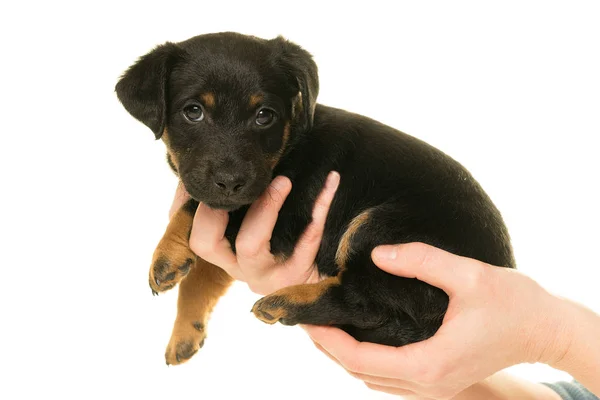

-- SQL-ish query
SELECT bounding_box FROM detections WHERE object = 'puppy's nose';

[213,171,247,195]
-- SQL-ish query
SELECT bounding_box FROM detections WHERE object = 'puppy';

[116,32,515,365]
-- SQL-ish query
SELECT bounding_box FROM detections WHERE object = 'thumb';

[371,242,483,295]
[169,181,191,219]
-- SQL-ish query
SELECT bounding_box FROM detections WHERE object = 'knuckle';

[412,242,435,266]
[407,242,437,277]
[400,242,435,272]
[463,263,486,292]
[301,225,322,244]
[235,238,262,258]
[260,188,286,211]
[256,195,275,212]
[313,198,329,213]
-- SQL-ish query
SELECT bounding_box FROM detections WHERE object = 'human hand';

[304,242,572,399]
[169,172,340,295]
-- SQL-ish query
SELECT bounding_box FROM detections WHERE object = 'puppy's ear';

[115,43,184,139]
[271,36,319,131]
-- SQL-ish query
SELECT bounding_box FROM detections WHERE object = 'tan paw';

[149,239,196,294]
[251,295,294,325]
[165,320,207,366]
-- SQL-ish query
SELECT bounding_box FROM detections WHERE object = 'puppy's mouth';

[183,181,268,212]
[201,198,249,212]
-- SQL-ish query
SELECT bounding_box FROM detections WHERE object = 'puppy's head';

[115,32,318,210]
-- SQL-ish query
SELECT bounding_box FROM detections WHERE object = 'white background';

[1,1,599,399]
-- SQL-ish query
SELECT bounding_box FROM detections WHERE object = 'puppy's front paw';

[149,239,196,294]
[165,320,207,366]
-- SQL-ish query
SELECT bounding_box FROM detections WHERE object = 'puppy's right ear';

[115,43,184,139]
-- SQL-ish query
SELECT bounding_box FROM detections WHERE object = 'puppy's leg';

[250,268,444,346]
[252,208,383,328]
[251,276,384,329]
[251,205,447,344]
[165,258,233,365]
[149,199,198,294]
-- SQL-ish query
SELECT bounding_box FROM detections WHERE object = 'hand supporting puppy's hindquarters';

[304,243,584,399]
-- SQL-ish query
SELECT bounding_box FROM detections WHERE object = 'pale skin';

[170,173,600,399]
[169,172,340,294]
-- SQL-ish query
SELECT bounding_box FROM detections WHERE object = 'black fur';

[116,43,185,138]
[116,32,514,347]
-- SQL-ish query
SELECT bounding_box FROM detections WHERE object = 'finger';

[364,382,416,397]
[371,242,486,295]
[304,325,429,380]
[236,176,292,259]
[169,181,191,219]
[315,339,415,392]
[350,372,414,391]
[190,202,239,274]
[312,341,342,367]
[287,171,340,267]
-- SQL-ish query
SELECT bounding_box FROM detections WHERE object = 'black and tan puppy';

[116,32,515,365]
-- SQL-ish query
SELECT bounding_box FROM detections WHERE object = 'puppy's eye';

[183,104,204,122]
[256,109,275,126]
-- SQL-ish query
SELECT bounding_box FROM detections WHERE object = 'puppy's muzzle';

[212,170,248,196]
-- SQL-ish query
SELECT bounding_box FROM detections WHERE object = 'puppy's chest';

[223,202,316,257]
[223,202,341,278]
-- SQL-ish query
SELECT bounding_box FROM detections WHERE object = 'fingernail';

[271,176,288,191]
[373,245,398,261]
[325,171,340,190]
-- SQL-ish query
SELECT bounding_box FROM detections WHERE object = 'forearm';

[450,294,600,400]
[549,298,600,395]
[450,372,561,400]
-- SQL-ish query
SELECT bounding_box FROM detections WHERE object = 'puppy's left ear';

[115,42,184,139]
[270,36,319,132]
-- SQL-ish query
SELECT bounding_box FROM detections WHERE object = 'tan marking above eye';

[201,93,215,108]
[249,93,263,108]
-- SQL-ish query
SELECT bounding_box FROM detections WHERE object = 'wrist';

[451,372,562,400]
[527,292,576,366]
[524,289,600,394]
[547,299,600,393]
[495,269,575,366]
